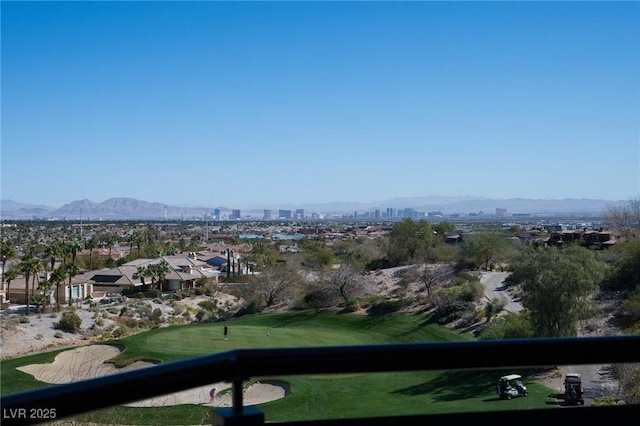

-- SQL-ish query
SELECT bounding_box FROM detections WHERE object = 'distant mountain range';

[0,196,626,220]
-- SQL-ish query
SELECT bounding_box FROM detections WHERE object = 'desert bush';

[367,299,403,316]
[234,300,262,317]
[112,325,131,338]
[54,331,64,338]
[198,300,217,311]
[150,308,163,324]
[56,311,82,333]
[432,300,475,324]
[35,333,43,340]
[19,316,30,323]
[300,288,334,311]
[343,298,361,313]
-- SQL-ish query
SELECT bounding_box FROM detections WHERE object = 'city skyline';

[2,1,639,207]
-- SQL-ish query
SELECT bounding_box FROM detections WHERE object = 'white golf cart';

[497,374,528,399]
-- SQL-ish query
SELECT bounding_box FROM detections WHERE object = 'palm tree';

[68,238,84,265]
[149,261,171,294]
[43,241,62,272]
[19,255,41,315]
[64,262,79,307]
[132,266,149,290]
[1,239,16,292]
[85,236,98,270]
[3,266,19,303]
[50,266,68,311]
[36,278,53,313]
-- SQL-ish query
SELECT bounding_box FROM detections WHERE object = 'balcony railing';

[1,335,639,425]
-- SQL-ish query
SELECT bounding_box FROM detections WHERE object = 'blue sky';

[2,1,639,208]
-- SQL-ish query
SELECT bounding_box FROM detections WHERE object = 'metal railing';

[2,335,639,425]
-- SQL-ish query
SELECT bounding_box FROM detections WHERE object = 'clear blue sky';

[2,1,639,208]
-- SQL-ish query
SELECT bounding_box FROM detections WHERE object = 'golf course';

[1,310,557,425]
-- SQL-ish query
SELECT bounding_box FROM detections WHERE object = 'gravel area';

[1,293,238,360]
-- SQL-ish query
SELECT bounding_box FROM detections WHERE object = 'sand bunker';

[17,345,288,407]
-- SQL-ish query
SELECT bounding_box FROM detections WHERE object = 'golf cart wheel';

[524,391,528,396]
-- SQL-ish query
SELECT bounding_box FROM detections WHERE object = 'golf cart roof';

[565,373,582,383]
[501,374,522,381]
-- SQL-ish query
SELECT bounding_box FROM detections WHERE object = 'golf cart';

[497,374,528,399]
[564,373,585,405]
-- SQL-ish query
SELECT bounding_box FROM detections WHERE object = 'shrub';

[54,331,64,338]
[234,300,262,317]
[112,326,131,338]
[56,312,82,333]
[19,316,30,324]
[343,298,361,313]
[150,308,163,324]
[432,300,475,324]
[301,289,334,311]
[367,299,403,316]
[198,300,217,311]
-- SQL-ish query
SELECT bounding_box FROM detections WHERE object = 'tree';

[607,196,640,240]
[325,263,364,304]
[420,263,452,297]
[43,241,63,272]
[148,261,171,293]
[247,263,301,308]
[510,245,605,337]
[457,230,514,270]
[1,239,16,292]
[3,266,19,303]
[386,219,434,266]
[85,236,98,270]
[19,254,42,315]
[64,262,79,307]
[36,278,53,312]
[133,266,150,289]
[67,238,84,265]
[49,266,68,311]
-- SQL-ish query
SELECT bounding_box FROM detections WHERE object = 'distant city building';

[263,209,272,220]
[374,209,381,219]
[386,208,396,218]
[213,208,221,220]
[295,208,305,220]
[496,208,508,216]
[279,209,292,219]
[231,209,241,220]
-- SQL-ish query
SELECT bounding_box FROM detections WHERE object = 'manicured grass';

[1,310,558,425]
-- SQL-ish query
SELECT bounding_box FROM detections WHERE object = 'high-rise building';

[231,209,241,220]
[295,209,305,220]
[213,208,221,220]
[279,209,292,219]
[263,209,272,220]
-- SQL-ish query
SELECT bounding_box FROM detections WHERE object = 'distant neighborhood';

[0,213,620,308]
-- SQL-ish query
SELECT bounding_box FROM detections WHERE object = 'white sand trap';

[17,345,288,407]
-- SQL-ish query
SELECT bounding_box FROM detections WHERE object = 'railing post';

[211,377,265,425]
[211,406,264,426]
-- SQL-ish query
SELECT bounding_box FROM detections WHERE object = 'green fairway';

[1,310,557,425]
